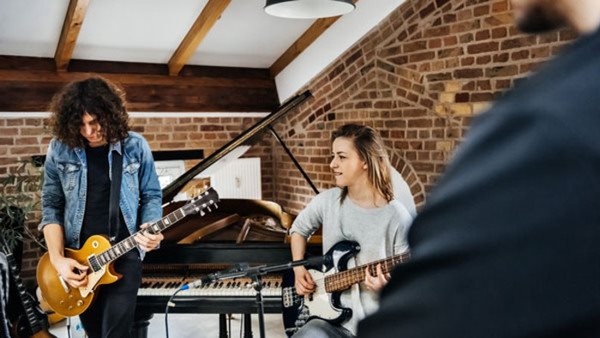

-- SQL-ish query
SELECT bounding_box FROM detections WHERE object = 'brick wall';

[270,0,576,215]
[0,115,272,282]
[0,0,578,284]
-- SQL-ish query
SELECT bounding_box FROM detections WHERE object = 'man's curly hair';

[48,76,130,148]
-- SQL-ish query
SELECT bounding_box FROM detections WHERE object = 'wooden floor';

[49,313,287,338]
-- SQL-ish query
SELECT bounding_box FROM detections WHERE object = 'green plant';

[0,160,45,252]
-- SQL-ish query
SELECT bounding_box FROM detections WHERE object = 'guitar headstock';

[182,187,220,216]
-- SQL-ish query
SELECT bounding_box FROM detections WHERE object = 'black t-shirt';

[81,144,128,244]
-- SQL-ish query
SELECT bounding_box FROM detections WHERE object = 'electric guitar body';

[36,188,219,317]
[282,240,357,336]
[36,287,66,326]
[282,240,410,337]
[37,235,119,317]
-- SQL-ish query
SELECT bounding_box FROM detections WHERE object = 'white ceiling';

[0,0,315,68]
[0,0,407,103]
[0,0,70,58]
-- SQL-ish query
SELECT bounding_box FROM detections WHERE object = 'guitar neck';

[94,206,189,267]
[6,253,44,333]
[324,252,410,293]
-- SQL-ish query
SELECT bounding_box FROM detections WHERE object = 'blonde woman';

[290,124,414,337]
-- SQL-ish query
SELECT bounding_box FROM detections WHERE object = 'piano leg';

[132,311,153,338]
[219,314,228,338]
[244,314,253,338]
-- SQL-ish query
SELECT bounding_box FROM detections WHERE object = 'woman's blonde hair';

[332,124,394,204]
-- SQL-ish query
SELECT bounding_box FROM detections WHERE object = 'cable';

[164,288,183,338]
[228,313,232,338]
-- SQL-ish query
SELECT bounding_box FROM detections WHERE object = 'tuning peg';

[214,203,219,209]
[207,206,212,212]
[200,210,205,216]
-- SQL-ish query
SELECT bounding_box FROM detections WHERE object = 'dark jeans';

[80,251,141,338]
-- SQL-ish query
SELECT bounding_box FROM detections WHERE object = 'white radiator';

[208,157,262,199]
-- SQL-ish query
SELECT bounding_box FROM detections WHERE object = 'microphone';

[178,257,324,291]
[179,264,246,291]
[292,255,324,269]
[179,272,219,291]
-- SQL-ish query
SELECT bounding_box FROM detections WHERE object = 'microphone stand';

[209,257,322,338]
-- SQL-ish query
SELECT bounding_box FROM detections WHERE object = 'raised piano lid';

[154,89,323,248]
[161,90,313,203]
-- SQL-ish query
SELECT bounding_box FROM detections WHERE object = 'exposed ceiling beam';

[54,0,90,72]
[269,0,358,78]
[0,69,273,88]
[168,0,231,76]
[0,56,278,112]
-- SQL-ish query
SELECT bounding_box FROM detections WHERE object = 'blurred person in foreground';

[359,0,600,337]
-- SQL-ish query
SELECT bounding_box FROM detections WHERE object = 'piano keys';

[138,276,282,298]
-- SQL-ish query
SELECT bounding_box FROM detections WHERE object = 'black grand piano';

[133,91,322,338]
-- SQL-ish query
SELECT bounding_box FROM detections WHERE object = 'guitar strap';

[108,149,123,244]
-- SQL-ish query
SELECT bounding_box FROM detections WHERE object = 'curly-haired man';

[39,77,163,338]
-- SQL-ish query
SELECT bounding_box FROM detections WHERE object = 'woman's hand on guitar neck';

[52,256,89,288]
[294,266,316,295]
[364,263,390,292]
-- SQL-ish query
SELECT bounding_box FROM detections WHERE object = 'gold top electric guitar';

[36,188,219,317]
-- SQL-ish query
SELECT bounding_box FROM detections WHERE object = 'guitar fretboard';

[324,252,410,293]
[88,191,216,271]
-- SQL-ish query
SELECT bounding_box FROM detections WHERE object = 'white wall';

[275,0,407,103]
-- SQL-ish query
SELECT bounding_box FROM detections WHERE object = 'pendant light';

[265,0,355,19]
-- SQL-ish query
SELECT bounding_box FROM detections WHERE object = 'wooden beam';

[0,56,278,112]
[269,17,339,77]
[269,0,358,77]
[0,69,273,89]
[54,0,90,71]
[168,0,231,76]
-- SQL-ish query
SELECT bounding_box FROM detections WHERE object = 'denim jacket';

[39,132,162,258]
